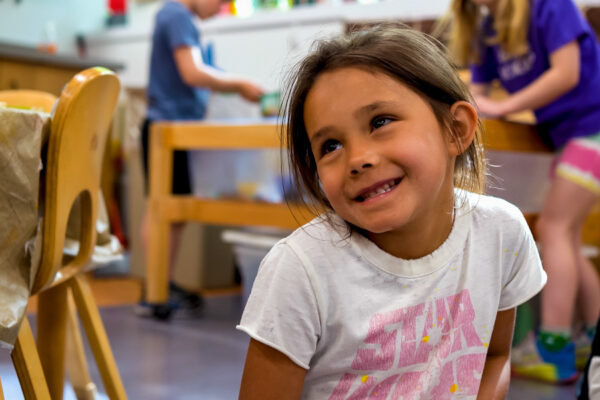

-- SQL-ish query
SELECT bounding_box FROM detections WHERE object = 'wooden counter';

[0,42,123,96]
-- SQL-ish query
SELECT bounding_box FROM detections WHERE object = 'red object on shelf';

[108,0,127,15]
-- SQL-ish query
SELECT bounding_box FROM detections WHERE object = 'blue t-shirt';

[470,0,600,149]
[146,1,210,121]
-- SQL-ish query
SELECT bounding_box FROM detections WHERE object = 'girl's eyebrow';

[354,101,397,119]
[309,126,334,144]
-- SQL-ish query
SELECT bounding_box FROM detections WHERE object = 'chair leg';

[69,274,127,400]
[0,376,4,400]
[65,291,97,400]
[37,283,69,400]
[11,317,52,400]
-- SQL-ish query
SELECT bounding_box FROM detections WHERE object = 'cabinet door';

[87,40,152,89]
[0,61,38,91]
[0,61,79,96]
[204,22,344,92]
[203,22,344,118]
[33,64,80,96]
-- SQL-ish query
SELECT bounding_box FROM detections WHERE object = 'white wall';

[3,0,600,56]
[0,0,105,54]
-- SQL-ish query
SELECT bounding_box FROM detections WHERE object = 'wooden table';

[145,117,551,304]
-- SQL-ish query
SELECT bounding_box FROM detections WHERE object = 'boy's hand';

[238,80,265,103]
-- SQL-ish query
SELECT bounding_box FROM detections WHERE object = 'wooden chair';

[4,67,126,400]
[0,90,57,113]
[0,88,92,399]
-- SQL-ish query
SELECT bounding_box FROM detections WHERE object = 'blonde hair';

[446,0,530,65]
[282,25,486,221]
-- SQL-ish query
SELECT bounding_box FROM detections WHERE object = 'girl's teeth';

[363,180,398,200]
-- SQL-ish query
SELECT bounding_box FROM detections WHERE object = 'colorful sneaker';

[511,333,579,384]
[575,331,592,371]
[511,333,539,365]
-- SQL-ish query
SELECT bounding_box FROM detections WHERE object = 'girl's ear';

[447,101,478,156]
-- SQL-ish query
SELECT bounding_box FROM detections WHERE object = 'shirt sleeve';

[237,243,321,369]
[498,212,547,310]
[163,9,199,51]
[470,44,499,84]
[535,0,589,54]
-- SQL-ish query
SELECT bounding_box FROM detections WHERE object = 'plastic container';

[188,149,285,203]
[221,229,287,305]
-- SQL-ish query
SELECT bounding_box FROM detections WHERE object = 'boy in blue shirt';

[138,0,264,319]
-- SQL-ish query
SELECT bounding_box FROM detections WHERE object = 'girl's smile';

[304,67,460,258]
[354,177,403,203]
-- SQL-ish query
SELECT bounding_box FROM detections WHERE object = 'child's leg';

[535,175,597,330]
[514,137,600,383]
[575,245,600,327]
[515,177,597,383]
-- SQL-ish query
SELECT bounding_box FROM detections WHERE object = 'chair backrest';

[0,90,57,113]
[31,67,120,294]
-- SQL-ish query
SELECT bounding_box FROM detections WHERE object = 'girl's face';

[470,0,496,8]
[304,67,457,256]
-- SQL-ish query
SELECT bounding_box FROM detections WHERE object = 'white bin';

[188,149,284,203]
[221,229,287,305]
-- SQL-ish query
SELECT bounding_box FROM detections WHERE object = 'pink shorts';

[554,132,600,195]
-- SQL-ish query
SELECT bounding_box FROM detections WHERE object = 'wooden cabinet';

[0,60,82,96]
[0,42,123,96]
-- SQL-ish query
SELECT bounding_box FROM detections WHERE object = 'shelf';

[154,197,316,228]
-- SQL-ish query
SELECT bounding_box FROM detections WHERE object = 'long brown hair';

[282,25,485,219]
[445,0,530,65]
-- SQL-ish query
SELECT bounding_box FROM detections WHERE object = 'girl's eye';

[321,139,342,156]
[371,116,392,130]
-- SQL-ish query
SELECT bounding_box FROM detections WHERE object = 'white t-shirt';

[237,192,546,399]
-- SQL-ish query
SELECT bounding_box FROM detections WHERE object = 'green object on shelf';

[260,92,281,117]
[513,302,534,346]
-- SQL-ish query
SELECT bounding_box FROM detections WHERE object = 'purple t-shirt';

[471,0,600,149]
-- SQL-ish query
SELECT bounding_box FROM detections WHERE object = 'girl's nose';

[350,162,373,175]
[349,149,379,176]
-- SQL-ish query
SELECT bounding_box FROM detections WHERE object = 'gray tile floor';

[0,295,578,399]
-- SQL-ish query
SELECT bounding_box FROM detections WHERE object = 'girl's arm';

[477,307,516,400]
[239,339,307,400]
[470,82,492,97]
[476,40,580,117]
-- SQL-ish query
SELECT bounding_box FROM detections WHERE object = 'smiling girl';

[237,26,546,399]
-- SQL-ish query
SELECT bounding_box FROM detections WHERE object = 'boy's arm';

[477,307,515,399]
[476,40,580,117]
[239,338,307,400]
[173,46,264,102]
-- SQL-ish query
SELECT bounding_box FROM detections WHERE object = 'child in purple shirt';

[447,0,600,384]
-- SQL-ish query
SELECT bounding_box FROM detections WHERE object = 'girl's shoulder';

[531,0,581,24]
[260,213,355,275]
[462,191,530,231]
[281,212,349,244]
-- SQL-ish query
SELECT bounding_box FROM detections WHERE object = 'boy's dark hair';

[282,25,485,217]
